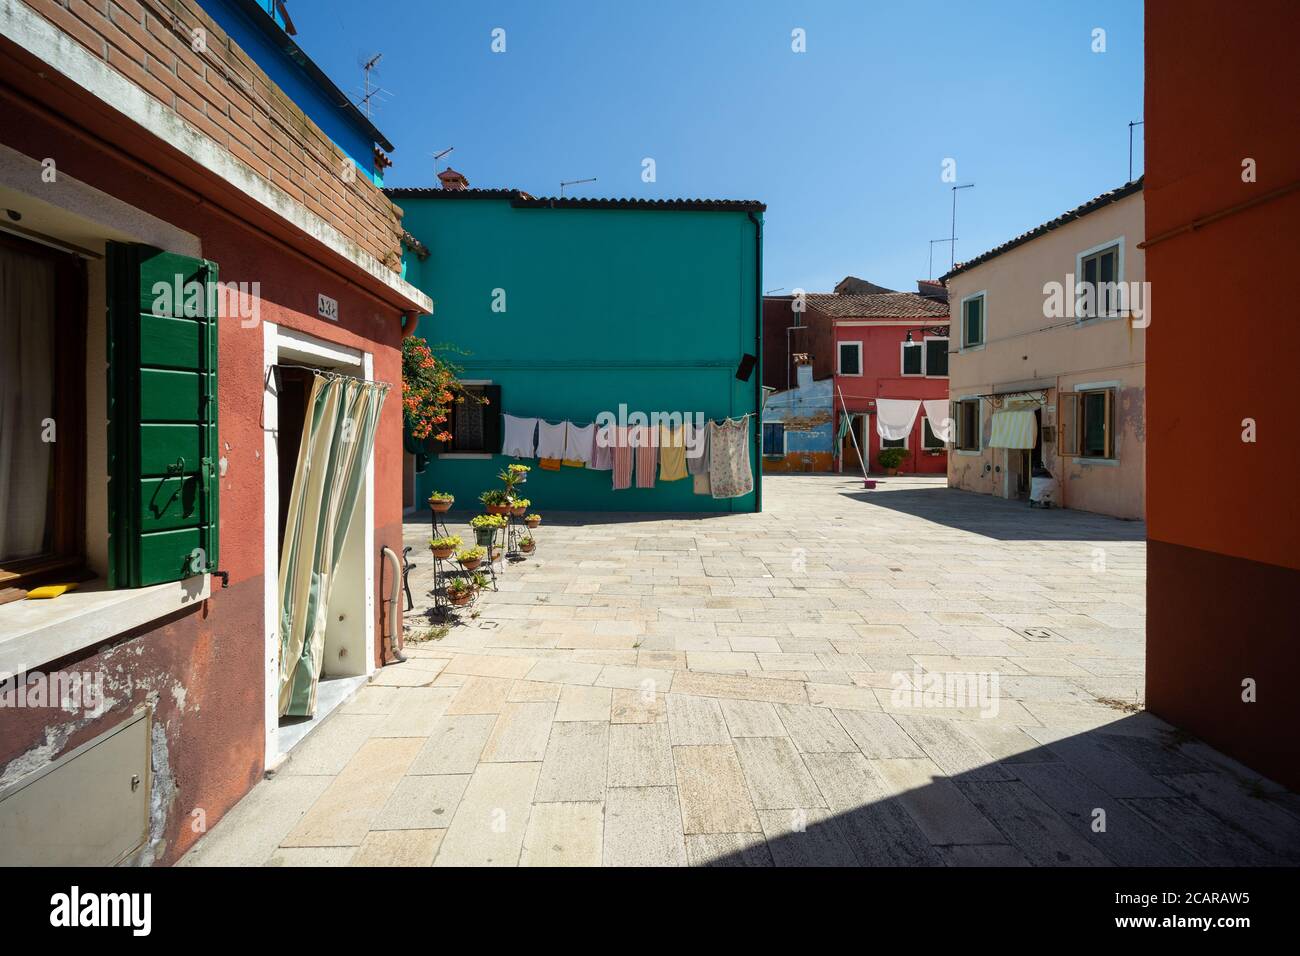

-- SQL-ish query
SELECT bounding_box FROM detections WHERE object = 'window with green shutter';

[106,243,219,588]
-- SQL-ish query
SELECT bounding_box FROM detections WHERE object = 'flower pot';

[486,504,511,515]
[429,498,452,513]
[449,590,472,607]
[525,518,540,529]
[520,541,535,554]
[886,467,899,477]
[431,545,454,560]
[474,528,497,548]
[459,557,482,571]
[511,506,526,517]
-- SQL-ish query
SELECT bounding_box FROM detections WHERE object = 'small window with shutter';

[436,383,502,454]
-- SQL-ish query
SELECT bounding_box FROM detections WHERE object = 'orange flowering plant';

[401,336,486,442]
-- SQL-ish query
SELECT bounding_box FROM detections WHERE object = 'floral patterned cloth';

[708,418,753,499]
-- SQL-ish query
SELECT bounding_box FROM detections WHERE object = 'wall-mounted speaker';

[735,353,757,382]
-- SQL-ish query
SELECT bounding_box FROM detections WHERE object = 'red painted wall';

[1144,0,1300,790]
[833,321,949,474]
[0,95,407,862]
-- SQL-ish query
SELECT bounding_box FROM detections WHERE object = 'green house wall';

[398,196,762,513]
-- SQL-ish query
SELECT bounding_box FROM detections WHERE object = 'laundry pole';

[836,384,869,483]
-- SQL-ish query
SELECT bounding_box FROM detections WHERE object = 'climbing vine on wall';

[401,336,485,442]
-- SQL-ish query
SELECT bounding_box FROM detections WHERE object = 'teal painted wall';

[399,197,762,512]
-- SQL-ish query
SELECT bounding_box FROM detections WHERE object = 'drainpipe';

[380,546,406,664]
[747,212,764,514]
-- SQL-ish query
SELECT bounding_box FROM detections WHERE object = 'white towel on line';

[536,419,568,459]
[501,414,538,457]
[563,422,595,464]
[922,399,953,443]
[875,399,922,441]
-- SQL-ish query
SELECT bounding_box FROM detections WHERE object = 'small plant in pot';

[470,571,490,591]
[878,447,907,476]
[428,491,454,513]
[499,463,530,495]
[510,497,530,517]
[457,545,487,571]
[429,534,462,560]
[525,513,542,529]
[480,488,512,515]
[446,577,473,607]
[470,513,506,547]
[519,535,536,554]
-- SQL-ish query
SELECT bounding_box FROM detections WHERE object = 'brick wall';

[22,0,405,270]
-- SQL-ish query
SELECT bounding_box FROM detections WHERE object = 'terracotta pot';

[459,557,482,571]
[511,505,527,517]
[486,504,511,515]
[429,498,452,513]
[431,545,455,560]
[491,547,503,561]
[886,467,899,477]
[525,518,540,529]
[521,541,535,554]
[449,590,472,607]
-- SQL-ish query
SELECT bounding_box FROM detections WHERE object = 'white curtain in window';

[0,247,55,561]
[875,399,921,442]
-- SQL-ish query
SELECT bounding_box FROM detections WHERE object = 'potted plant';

[446,577,473,607]
[470,513,506,547]
[500,463,530,493]
[878,447,907,477]
[519,535,536,555]
[470,571,490,591]
[457,545,487,571]
[510,497,530,517]
[525,513,542,529]
[428,491,454,513]
[480,488,512,515]
[429,534,462,560]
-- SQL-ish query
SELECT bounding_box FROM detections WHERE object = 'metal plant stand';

[429,507,454,543]
[505,512,538,561]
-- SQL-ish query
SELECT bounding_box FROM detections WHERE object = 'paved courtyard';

[183,475,1300,867]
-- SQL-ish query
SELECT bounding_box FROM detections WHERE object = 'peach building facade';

[942,183,1146,520]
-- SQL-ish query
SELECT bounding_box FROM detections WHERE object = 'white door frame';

[261,323,376,770]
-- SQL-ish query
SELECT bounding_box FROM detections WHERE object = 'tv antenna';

[431,146,454,173]
[928,237,958,279]
[1128,119,1144,182]
[560,177,596,197]
[355,53,391,118]
[949,183,975,271]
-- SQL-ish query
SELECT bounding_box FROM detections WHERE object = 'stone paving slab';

[183,476,1299,867]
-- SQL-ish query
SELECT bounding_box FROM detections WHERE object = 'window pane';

[925,339,949,376]
[839,344,859,375]
[965,298,983,345]
[902,343,922,374]
[452,385,486,452]
[922,417,942,449]
[763,423,784,455]
[0,246,56,562]
[883,437,904,449]
[1082,391,1107,456]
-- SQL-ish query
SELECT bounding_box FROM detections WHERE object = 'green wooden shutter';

[107,243,219,588]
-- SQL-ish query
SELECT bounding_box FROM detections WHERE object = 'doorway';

[839,413,868,474]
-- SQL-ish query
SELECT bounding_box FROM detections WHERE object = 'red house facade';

[819,292,951,475]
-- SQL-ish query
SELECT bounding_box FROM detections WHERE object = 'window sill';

[0,575,210,676]
[1074,456,1120,467]
[437,453,494,460]
[955,449,982,456]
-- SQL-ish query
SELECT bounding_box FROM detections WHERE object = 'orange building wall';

[1144,0,1300,790]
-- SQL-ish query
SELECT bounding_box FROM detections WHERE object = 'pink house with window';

[811,285,951,475]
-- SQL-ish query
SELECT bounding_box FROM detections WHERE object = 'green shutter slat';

[107,243,219,588]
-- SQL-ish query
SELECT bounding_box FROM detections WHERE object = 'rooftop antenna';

[928,237,958,280]
[355,53,391,118]
[764,287,785,294]
[560,177,596,198]
[1128,119,1145,182]
[950,183,975,271]
[431,146,454,174]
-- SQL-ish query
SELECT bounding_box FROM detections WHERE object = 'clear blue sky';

[292,0,1144,293]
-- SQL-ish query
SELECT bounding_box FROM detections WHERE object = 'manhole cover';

[1022,627,1057,641]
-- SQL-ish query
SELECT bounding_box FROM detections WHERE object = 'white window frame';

[959,291,986,350]
[881,432,909,451]
[1075,237,1125,322]
[1071,379,1122,465]
[954,395,982,455]
[923,335,950,378]
[899,340,924,377]
[837,340,863,376]
[921,416,945,451]
[762,420,787,458]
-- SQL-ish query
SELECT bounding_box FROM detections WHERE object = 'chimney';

[794,353,813,389]
[437,167,470,191]
[916,278,948,303]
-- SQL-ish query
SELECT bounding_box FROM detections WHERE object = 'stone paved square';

[182,476,1300,867]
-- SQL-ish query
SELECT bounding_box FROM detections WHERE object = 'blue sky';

[292,0,1144,293]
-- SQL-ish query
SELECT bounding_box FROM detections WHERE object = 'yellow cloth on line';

[988,409,1038,449]
[539,458,562,471]
[562,459,585,468]
[659,425,688,481]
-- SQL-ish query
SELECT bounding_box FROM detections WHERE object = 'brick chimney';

[437,167,470,190]
[794,352,814,389]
